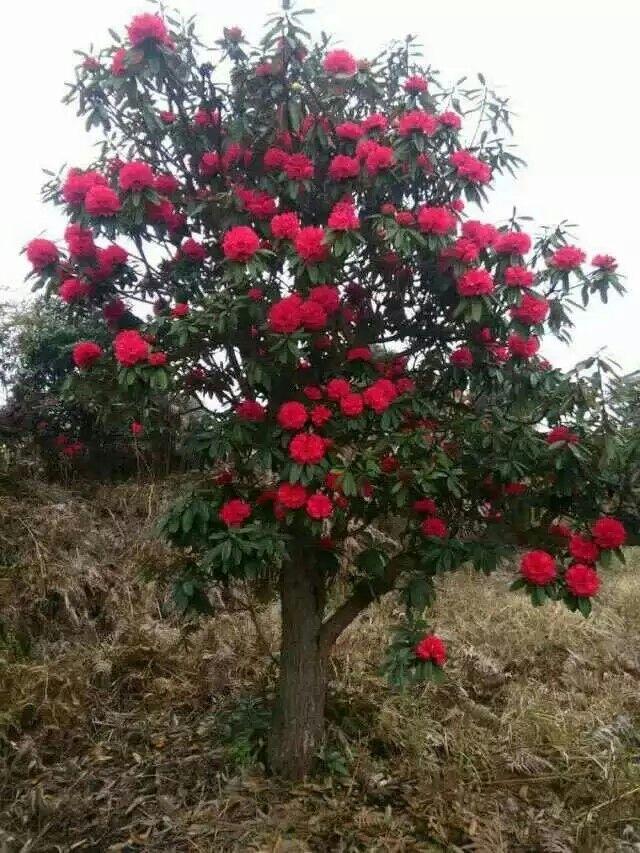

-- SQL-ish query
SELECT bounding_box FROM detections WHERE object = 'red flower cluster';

[222,226,260,261]
[278,401,308,430]
[511,293,549,325]
[398,109,438,137]
[328,200,359,230]
[417,206,456,235]
[59,278,91,303]
[450,346,473,368]
[127,13,170,47]
[504,266,534,288]
[404,74,428,93]
[289,432,326,465]
[421,517,448,538]
[508,333,540,358]
[119,161,154,191]
[236,400,267,422]
[294,227,327,263]
[568,535,599,564]
[322,49,357,76]
[271,212,301,240]
[457,268,494,297]
[591,517,626,549]
[85,185,121,216]
[328,154,360,180]
[363,378,397,413]
[551,245,586,270]
[113,330,150,367]
[306,492,333,519]
[450,150,492,184]
[219,499,251,527]
[72,341,102,369]
[277,482,308,510]
[547,425,579,445]
[26,238,59,270]
[565,564,600,598]
[520,550,557,585]
[494,231,531,256]
[414,634,447,666]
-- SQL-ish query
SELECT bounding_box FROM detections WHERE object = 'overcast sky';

[3,0,638,373]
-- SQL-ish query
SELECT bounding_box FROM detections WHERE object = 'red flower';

[131,421,144,437]
[438,111,462,130]
[335,121,363,140]
[119,161,154,191]
[111,47,129,76]
[65,223,96,258]
[289,432,326,465]
[59,278,90,303]
[398,109,438,136]
[127,13,169,46]
[113,330,150,367]
[591,517,626,549]
[417,206,457,235]
[504,482,527,496]
[326,378,352,400]
[306,492,333,519]
[551,245,586,270]
[200,151,221,177]
[160,110,176,124]
[364,144,395,175]
[414,498,437,515]
[565,564,601,598]
[181,238,206,262]
[153,174,179,197]
[421,517,448,538]
[462,220,497,248]
[148,351,167,367]
[301,407,330,434]
[268,295,303,334]
[84,185,121,216]
[494,230,531,256]
[300,300,328,331]
[340,393,364,417]
[72,341,102,369]
[361,113,388,132]
[328,200,360,230]
[450,150,492,184]
[346,346,372,362]
[507,333,540,358]
[380,454,399,474]
[504,266,534,288]
[395,377,415,394]
[322,49,357,76]
[171,302,189,318]
[568,535,600,564]
[270,212,300,240]
[511,293,550,325]
[278,401,308,430]
[414,634,447,666]
[457,268,495,297]
[222,226,260,261]
[328,154,360,180]
[219,499,252,527]
[520,550,557,585]
[547,425,579,445]
[295,227,327,263]
[363,379,396,413]
[237,187,277,219]
[395,211,415,227]
[263,147,288,171]
[445,237,479,264]
[103,299,127,322]
[26,238,59,271]
[450,346,473,368]
[236,400,267,422]
[309,285,340,314]
[284,153,314,181]
[277,482,308,510]
[404,74,428,93]
[592,254,617,270]
[549,521,572,539]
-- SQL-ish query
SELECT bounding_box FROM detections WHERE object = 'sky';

[2,0,639,373]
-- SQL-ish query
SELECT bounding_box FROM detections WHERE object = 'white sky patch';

[2,0,638,373]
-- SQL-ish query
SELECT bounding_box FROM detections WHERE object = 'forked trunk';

[268,559,326,780]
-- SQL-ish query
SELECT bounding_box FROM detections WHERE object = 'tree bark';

[268,558,327,780]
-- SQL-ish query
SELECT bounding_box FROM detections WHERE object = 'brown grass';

[1,478,639,851]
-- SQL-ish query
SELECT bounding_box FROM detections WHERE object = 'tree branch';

[319,552,410,655]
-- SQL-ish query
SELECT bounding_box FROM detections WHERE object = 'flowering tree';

[23,3,633,779]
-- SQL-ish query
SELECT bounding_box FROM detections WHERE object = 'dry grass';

[1,478,639,852]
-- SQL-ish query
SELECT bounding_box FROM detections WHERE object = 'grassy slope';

[1,478,639,852]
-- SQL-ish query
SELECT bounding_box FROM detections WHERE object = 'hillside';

[1,476,639,851]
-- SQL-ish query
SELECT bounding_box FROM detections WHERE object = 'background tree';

[20,2,633,778]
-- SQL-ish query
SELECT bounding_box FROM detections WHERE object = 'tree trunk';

[268,559,326,780]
